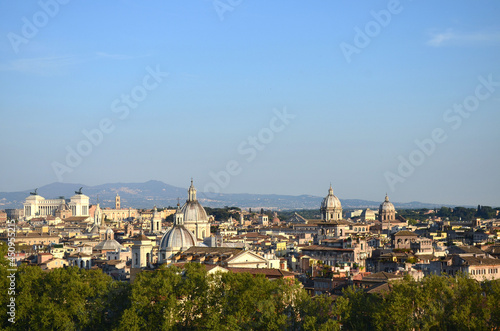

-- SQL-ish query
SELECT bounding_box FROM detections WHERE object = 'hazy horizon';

[0,179,493,208]
[1,1,499,206]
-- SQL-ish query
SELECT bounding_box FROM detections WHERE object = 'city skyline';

[1,1,499,206]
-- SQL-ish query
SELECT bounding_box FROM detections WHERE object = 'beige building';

[98,194,138,221]
[10,232,60,247]
[440,255,500,281]
[40,258,69,270]
[172,247,271,269]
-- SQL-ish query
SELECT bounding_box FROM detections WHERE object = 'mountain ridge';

[0,180,463,210]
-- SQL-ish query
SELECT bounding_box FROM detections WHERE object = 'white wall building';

[23,190,90,220]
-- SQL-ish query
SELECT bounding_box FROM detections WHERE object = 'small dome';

[321,185,342,210]
[94,239,123,251]
[380,194,395,212]
[360,208,375,221]
[160,225,197,251]
[361,208,376,218]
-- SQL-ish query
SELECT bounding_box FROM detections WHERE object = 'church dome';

[93,238,123,251]
[321,185,342,210]
[159,225,197,250]
[380,194,395,212]
[181,202,208,223]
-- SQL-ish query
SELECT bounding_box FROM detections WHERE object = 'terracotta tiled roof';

[366,282,391,294]
[394,230,417,236]
[459,256,500,266]
[363,271,402,281]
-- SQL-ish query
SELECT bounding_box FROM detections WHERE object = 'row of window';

[470,268,499,275]
[25,240,57,245]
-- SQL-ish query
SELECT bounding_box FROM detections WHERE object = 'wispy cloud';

[427,29,500,47]
[0,55,90,75]
[0,52,150,75]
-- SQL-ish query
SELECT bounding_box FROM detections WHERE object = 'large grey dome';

[159,225,197,250]
[181,202,208,223]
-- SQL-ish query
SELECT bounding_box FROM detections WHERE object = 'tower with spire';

[179,179,211,240]
[94,202,102,227]
[188,178,197,202]
[115,193,121,209]
[174,202,184,225]
[150,206,162,233]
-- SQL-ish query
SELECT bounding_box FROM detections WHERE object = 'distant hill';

[0,180,458,210]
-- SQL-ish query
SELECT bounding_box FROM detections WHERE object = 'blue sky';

[0,0,499,206]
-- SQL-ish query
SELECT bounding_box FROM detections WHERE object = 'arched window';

[134,253,138,266]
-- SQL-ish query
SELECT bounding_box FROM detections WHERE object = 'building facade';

[23,191,89,220]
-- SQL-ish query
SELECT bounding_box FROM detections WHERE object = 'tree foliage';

[1,261,500,330]
[0,263,129,331]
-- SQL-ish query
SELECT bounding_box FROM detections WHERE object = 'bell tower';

[130,233,153,282]
[151,206,162,233]
[115,193,121,209]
